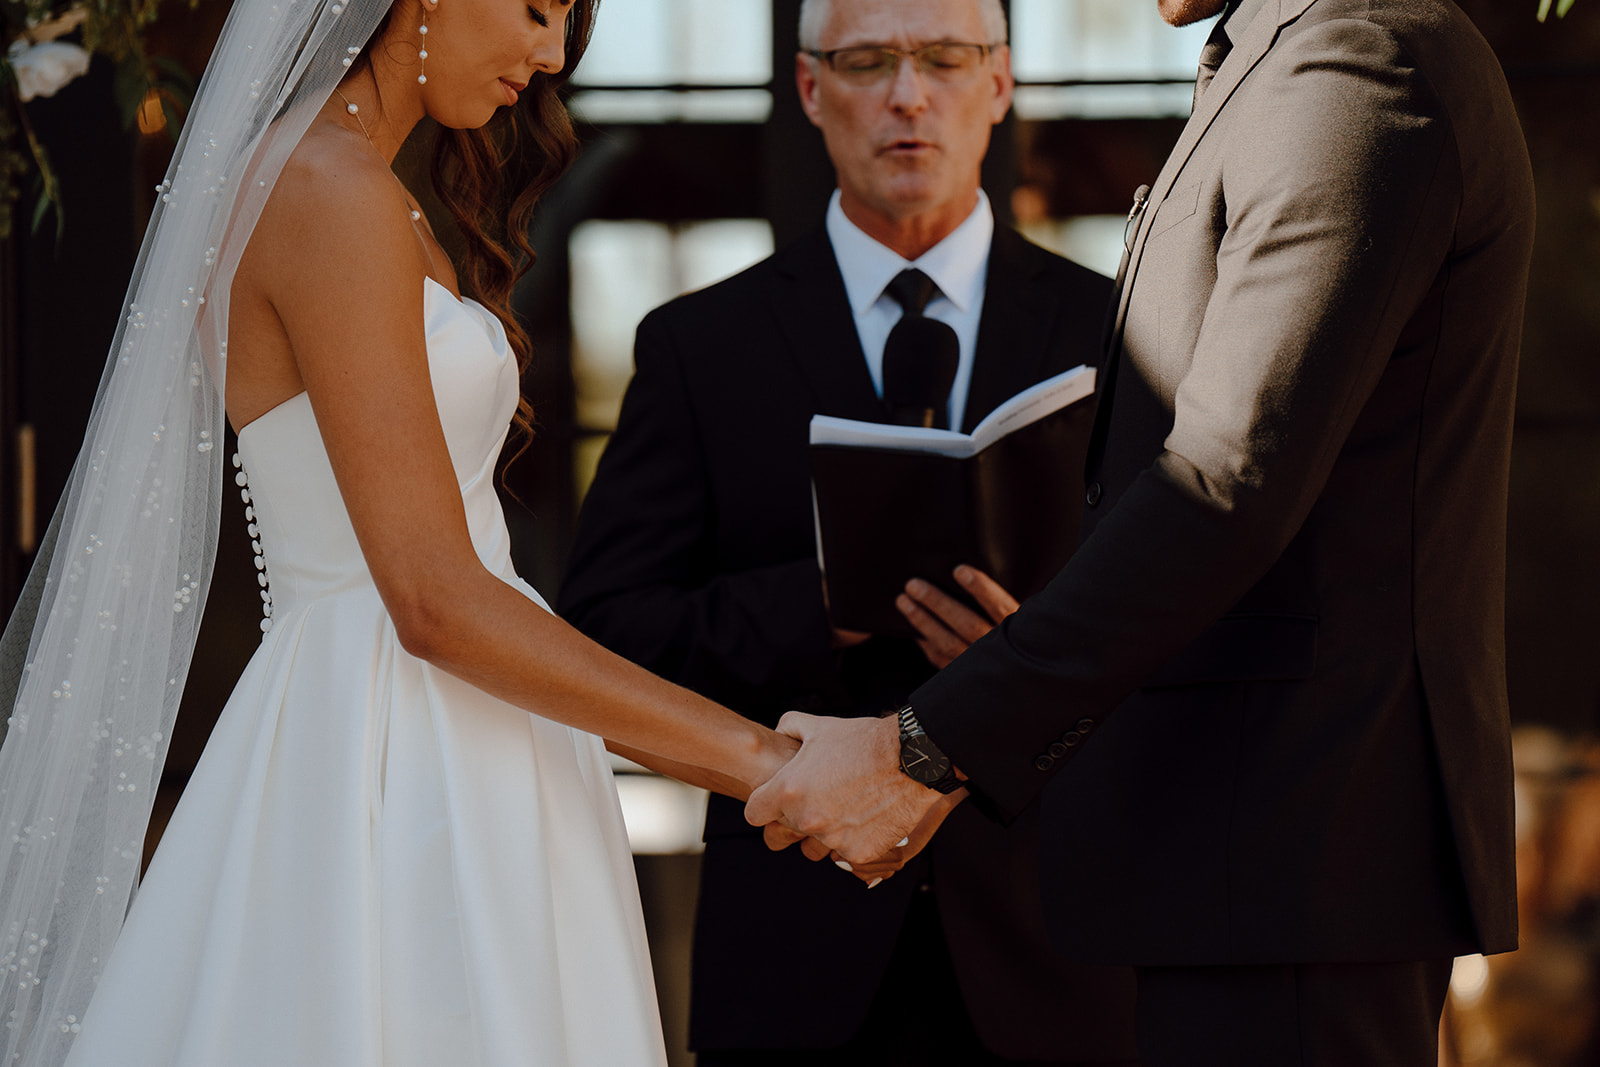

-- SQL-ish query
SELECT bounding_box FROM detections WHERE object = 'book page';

[968,364,1096,452]
[808,418,973,457]
[808,364,1096,458]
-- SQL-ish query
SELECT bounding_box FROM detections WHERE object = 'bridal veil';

[0,0,388,1059]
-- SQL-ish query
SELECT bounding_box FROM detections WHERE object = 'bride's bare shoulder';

[248,121,423,290]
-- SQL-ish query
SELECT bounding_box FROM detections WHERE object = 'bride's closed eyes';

[527,0,572,28]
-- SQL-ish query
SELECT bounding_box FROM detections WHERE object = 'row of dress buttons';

[1033,718,1097,772]
[233,453,273,634]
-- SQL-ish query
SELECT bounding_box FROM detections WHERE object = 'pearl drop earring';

[417,3,431,85]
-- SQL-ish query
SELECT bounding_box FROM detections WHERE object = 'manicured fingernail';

[905,578,925,595]
[835,860,853,872]
[896,594,914,612]
[897,837,910,847]
[954,565,973,584]
[867,877,883,889]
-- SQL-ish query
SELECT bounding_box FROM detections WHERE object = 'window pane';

[1011,0,1215,82]
[1016,216,1125,280]
[1013,83,1198,119]
[570,221,674,433]
[576,0,772,86]
[569,89,773,125]
[673,220,777,299]
[611,756,710,854]
[569,219,776,499]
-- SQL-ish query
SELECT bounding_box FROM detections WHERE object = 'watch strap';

[897,706,966,794]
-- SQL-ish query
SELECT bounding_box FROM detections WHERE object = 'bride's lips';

[500,78,526,106]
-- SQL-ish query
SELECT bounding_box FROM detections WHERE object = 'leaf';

[29,173,63,243]
[113,57,147,130]
[158,90,182,141]
[152,54,194,110]
[1559,0,1576,15]
[18,110,62,241]
[152,55,192,89]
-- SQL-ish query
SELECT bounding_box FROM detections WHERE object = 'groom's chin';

[1157,0,1229,27]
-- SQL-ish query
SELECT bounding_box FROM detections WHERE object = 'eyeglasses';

[806,43,1000,87]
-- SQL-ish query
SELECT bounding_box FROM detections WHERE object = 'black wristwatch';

[896,706,965,794]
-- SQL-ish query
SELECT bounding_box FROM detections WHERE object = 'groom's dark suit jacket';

[912,0,1535,969]
[559,225,1136,1059]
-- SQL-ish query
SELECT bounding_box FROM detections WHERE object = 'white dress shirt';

[825,189,994,431]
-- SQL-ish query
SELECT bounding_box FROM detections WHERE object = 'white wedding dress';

[63,278,667,1066]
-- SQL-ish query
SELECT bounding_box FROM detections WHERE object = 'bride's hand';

[745,725,802,797]
[771,788,965,888]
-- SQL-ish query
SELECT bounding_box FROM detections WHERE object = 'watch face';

[900,734,951,785]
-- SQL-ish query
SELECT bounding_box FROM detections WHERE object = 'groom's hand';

[744,712,952,867]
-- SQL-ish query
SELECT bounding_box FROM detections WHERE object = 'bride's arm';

[239,146,796,798]
[604,741,762,801]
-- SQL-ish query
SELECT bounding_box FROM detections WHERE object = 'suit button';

[1034,755,1055,772]
[1048,742,1068,759]
[1061,731,1082,748]
[1076,718,1096,733]
[1086,482,1103,507]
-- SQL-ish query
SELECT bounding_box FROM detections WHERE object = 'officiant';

[557,0,1132,1063]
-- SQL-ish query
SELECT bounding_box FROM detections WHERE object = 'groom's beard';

[1159,0,1229,27]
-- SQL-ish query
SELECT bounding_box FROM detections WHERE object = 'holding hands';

[745,711,963,873]
[747,565,1015,882]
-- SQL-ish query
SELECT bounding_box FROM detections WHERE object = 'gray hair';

[797,0,1010,51]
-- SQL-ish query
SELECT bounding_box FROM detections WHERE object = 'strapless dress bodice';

[235,278,522,619]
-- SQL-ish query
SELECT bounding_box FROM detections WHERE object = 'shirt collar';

[826,189,994,318]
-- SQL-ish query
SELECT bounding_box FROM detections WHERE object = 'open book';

[810,364,1097,638]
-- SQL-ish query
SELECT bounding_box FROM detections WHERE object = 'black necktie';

[881,268,959,430]
[1193,14,1233,109]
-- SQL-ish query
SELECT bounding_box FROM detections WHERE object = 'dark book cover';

[810,366,1096,638]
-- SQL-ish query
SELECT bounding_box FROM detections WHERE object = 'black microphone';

[882,315,959,429]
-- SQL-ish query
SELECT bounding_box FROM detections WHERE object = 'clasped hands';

[745,711,965,887]
[749,565,1016,887]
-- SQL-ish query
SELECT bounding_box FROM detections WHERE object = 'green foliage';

[0,113,26,241]
[1538,0,1578,20]
[0,0,199,242]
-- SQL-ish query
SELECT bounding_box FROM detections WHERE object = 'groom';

[748,0,1537,1063]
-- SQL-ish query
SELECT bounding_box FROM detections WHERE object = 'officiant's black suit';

[559,225,1136,1062]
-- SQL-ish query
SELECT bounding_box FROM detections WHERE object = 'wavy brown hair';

[358,0,597,450]
[430,0,597,450]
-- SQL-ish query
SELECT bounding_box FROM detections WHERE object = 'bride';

[0,0,830,1063]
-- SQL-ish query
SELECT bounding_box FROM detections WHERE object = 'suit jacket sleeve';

[557,307,839,716]
[914,17,1503,819]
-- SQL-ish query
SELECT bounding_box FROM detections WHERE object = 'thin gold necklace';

[331,87,423,224]
[332,87,373,141]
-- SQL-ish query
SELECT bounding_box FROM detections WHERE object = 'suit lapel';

[963,228,1055,432]
[1089,0,1307,471]
[767,229,887,423]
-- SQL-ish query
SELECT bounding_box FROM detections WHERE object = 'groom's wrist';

[896,705,966,794]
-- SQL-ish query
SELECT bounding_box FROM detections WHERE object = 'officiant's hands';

[745,712,964,868]
[898,565,1019,669]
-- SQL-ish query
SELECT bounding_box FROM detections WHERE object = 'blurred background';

[1,1,1596,1064]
